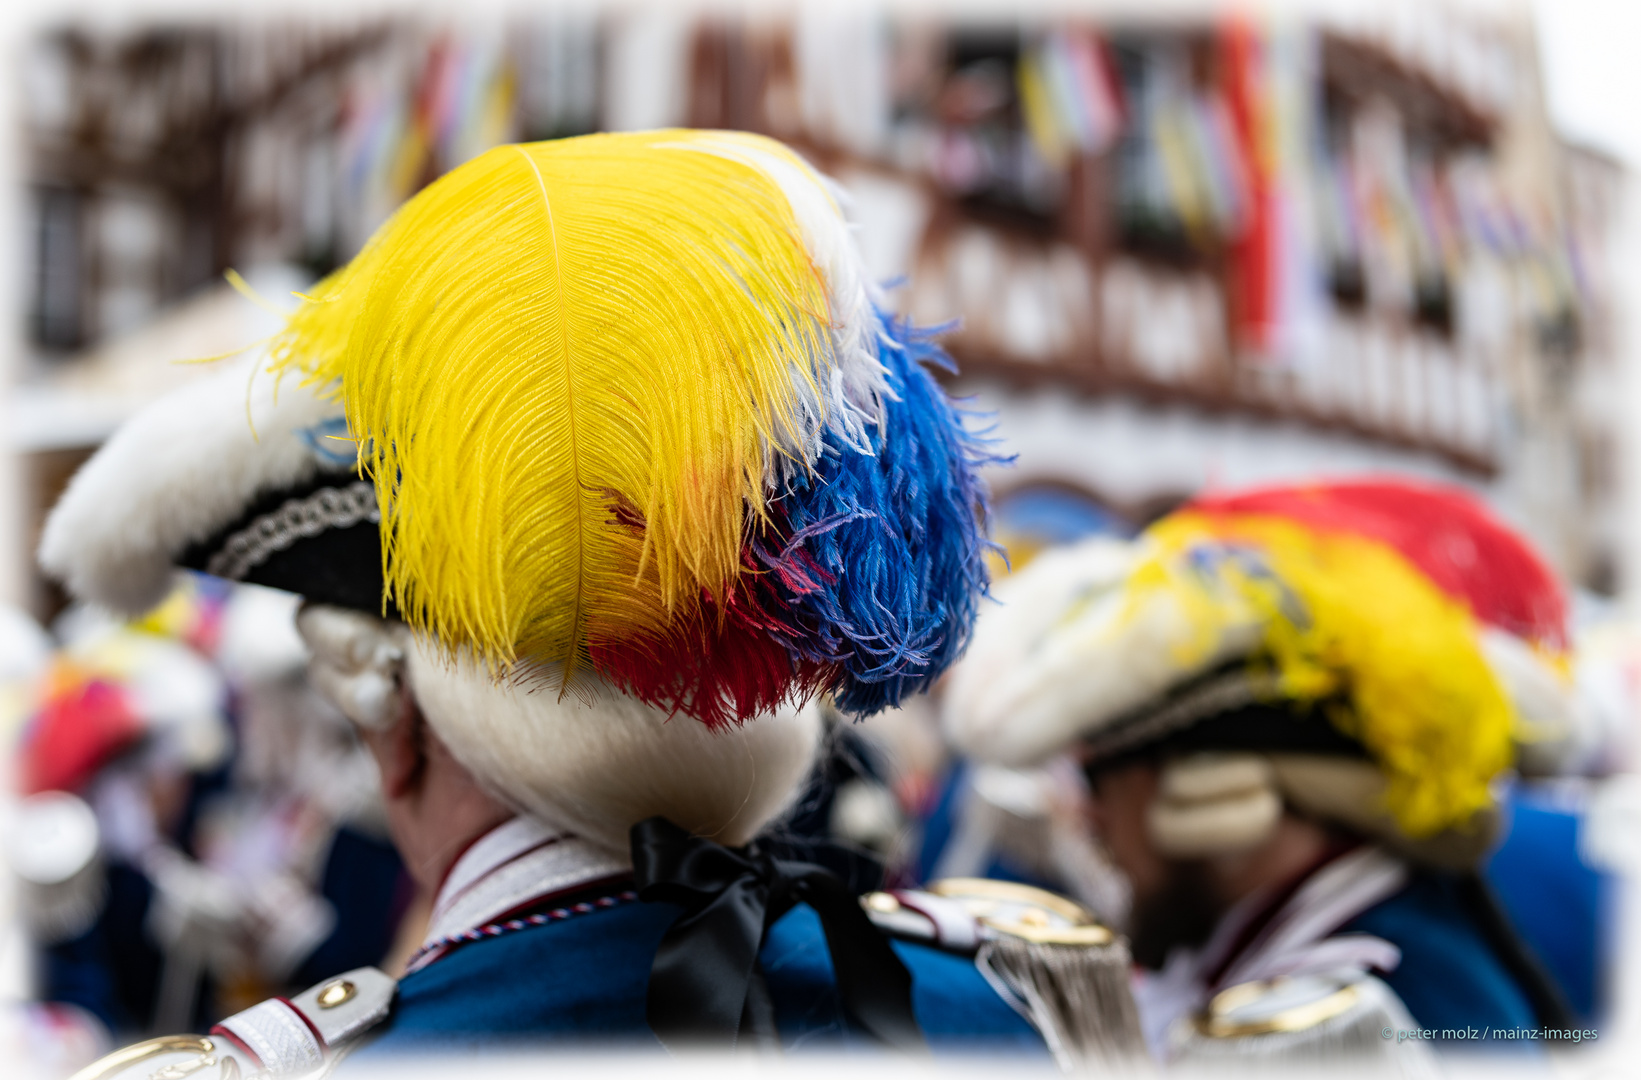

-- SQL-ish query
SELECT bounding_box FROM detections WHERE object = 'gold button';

[317,979,357,1009]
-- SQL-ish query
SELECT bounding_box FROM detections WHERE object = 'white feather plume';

[38,358,345,615]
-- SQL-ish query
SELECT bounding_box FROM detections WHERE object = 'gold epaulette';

[1172,972,1428,1070]
[1194,976,1365,1039]
[861,877,1113,953]
[863,878,1146,1067]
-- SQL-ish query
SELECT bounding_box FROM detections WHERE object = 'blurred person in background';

[37,130,1143,1075]
[12,589,233,1041]
[5,575,410,1067]
[946,478,1601,1068]
[162,579,410,1006]
[0,606,114,1076]
[908,492,1143,921]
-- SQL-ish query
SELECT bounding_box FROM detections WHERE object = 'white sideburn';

[295,605,823,857]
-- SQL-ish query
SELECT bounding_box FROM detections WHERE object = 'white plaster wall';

[962,381,1562,557]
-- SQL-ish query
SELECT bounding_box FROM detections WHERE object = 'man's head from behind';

[294,604,819,888]
[40,131,999,878]
[945,481,1574,965]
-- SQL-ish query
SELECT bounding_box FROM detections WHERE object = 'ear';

[365,688,426,800]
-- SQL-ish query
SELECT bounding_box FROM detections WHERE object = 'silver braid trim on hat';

[1083,669,1285,763]
[206,480,380,581]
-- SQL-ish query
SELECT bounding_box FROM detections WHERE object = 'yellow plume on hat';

[269,130,844,684]
[1135,512,1515,838]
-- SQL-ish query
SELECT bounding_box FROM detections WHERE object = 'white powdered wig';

[1146,754,1282,857]
[676,132,890,467]
[405,633,821,855]
[943,536,1266,768]
[39,360,344,616]
[298,605,821,855]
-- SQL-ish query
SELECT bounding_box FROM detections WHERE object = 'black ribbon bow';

[631,816,925,1051]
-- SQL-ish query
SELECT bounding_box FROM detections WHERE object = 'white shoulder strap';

[68,966,395,1080]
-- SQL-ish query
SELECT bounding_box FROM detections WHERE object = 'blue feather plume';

[755,310,1009,715]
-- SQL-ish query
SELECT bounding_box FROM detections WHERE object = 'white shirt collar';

[421,816,630,952]
[1213,845,1408,987]
[1132,845,1410,1060]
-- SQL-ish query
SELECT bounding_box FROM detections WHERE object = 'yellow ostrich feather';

[267,130,839,682]
[1135,512,1516,838]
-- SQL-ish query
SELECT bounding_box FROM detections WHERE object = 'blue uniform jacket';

[349,890,1047,1061]
[1341,872,1538,1037]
